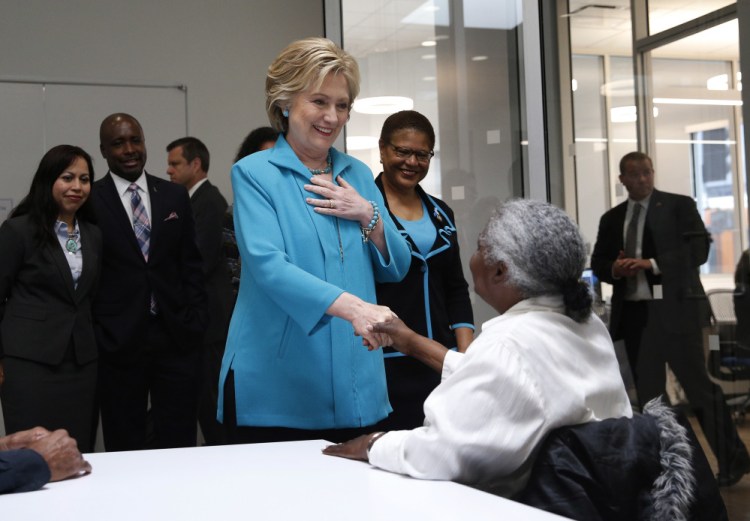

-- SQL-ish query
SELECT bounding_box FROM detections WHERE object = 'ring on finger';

[330,199,335,209]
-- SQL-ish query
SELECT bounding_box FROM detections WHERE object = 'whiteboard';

[0,81,187,208]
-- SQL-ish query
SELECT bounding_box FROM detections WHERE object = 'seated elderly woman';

[324,198,633,496]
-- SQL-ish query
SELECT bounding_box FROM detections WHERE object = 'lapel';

[375,174,454,260]
[98,173,144,259]
[75,221,98,301]
[611,201,629,250]
[643,189,666,258]
[267,135,354,256]
[146,173,171,254]
[45,237,76,301]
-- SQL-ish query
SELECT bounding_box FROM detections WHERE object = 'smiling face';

[53,156,91,225]
[100,116,147,182]
[284,72,350,165]
[379,128,433,193]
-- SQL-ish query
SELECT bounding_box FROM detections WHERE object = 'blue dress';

[218,135,411,429]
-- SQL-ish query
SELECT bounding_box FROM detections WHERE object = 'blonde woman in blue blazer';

[218,38,411,444]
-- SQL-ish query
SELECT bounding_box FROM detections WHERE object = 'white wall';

[0,0,325,201]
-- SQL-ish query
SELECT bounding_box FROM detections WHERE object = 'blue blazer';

[219,135,411,429]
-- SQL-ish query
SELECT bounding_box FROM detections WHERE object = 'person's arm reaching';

[369,317,449,374]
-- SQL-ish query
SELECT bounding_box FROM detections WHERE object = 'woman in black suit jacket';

[0,145,101,452]
[374,111,474,431]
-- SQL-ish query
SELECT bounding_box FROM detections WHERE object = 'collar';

[374,173,455,231]
[481,295,566,332]
[189,177,209,197]
[55,219,80,236]
[111,171,148,197]
[268,133,353,178]
[628,191,653,210]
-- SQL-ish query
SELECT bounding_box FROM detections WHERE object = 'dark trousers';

[222,370,387,445]
[98,317,199,451]
[1,347,97,453]
[617,299,748,470]
[375,355,440,431]
[197,338,226,445]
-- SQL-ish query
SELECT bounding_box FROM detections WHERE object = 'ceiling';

[341,0,739,62]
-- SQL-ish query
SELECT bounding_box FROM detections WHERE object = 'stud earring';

[282,108,289,118]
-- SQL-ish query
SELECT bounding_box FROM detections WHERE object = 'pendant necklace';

[308,153,332,175]
[66,233,79,254]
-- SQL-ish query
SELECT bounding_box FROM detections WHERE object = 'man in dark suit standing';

[592,151,750,486]
[92,113,208,451]
[166,137,233,445]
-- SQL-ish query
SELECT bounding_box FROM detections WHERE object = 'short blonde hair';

[266,37,360,132]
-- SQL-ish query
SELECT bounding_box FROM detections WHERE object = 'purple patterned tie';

[128,183,157,313]
[128,183,150,260]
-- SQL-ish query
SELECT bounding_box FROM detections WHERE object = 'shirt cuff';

[367,430,409,475]
[650,258,660,274]
[0,449,51,494]
[442,349,463,381]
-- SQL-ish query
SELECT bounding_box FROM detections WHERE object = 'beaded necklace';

[308,153,332,175]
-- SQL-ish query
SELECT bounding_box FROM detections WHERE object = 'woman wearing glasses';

[375,111,474,431]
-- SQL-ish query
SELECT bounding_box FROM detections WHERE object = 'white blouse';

[368,295,633,496]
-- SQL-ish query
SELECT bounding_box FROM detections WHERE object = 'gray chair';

[706,288,750,423]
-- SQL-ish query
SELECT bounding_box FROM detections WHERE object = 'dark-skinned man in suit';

[592,151,750,487]
[166,136,233,446]
[92,113,207,451]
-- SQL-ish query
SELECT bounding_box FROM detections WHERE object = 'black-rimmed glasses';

[386,142,434,163]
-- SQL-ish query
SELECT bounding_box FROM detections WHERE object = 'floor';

[690,414,750,521]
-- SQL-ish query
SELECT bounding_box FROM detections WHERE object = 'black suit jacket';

[0,214,101,365]
[190,180,233,343]
[91,173,207,356]
[591,189,710,336]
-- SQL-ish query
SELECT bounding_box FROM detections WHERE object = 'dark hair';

[619,151,652,175]
[235,126,278,162]
[167,136,210,174]
[379,110,436,149]
[11,144,96,244]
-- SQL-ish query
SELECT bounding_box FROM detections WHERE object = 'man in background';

[92,113,207,451]
[591,150,750,487]
[167,137,233,445]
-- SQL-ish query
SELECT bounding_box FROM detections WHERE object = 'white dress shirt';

[368,295,633,496]
[622,196,660,300]
[54,220,83,288]
[110,171,151,229]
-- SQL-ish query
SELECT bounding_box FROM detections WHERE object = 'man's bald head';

[99,113,147,182]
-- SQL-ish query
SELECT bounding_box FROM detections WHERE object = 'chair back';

[706,288,737,326]
[516,398,726,521]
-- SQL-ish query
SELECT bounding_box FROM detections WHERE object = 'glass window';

[648,0,735,34]
[648,20,741,277]
[342,0,525,325]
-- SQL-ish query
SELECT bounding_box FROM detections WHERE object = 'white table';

[3,440,567,520]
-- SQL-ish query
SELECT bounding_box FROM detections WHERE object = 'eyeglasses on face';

[386,142,434,163]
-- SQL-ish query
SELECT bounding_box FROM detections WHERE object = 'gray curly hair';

[479,199,592,322]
